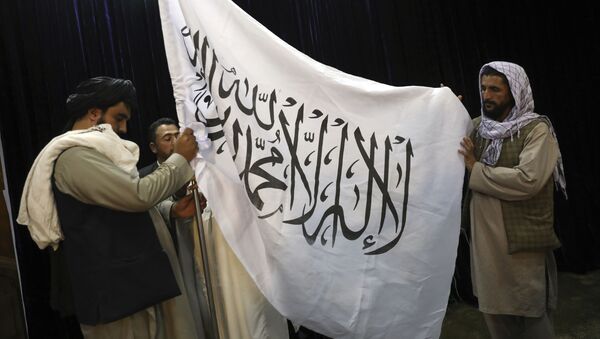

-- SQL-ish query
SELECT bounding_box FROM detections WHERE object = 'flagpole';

[190,178,221,339]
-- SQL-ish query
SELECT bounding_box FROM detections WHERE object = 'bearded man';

[459,62,567,339]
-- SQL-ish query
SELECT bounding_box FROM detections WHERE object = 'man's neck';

[72,120,95,131]
[497,111,510,122]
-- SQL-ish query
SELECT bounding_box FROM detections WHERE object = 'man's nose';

[482,89,492,100]
[119,121,127,134]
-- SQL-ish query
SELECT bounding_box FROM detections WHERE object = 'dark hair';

[480,65,509,86]
[148,117,178,143]
[64,76,137,130]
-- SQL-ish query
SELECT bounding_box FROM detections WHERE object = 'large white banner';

[159,0,471,338]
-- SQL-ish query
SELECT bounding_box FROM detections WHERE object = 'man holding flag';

[18,76,203,338]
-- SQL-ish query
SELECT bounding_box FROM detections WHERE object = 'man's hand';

[170,194,196,219]
[174,128,198,161]
[459,137,476,172]
[173,181,198,199]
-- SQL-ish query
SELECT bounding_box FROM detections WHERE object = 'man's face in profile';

[98,101,131,136]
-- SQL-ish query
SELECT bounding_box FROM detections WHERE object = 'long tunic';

[469,122,559,317]
[156,194,290,339]
[156,198,211,338]
[54,146,202,338]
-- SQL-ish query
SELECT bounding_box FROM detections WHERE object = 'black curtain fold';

[1,0,599,337]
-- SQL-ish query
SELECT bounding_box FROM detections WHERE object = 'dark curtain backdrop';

[1,0,598,338]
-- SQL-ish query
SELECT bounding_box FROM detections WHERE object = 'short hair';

[480,65,509,87]
[148,117,178,143]
[64,76,137,129]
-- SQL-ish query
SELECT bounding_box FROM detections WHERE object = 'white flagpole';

[190,178,221,339]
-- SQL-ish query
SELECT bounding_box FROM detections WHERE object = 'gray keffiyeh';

[477,61,567,198]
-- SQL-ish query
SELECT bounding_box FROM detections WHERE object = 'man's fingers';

[187,181,198,192]
[459,137,475,159]
[461,137,473,149]
[180,194,194,204]
[177,195,195,208]
[174,128,198,161]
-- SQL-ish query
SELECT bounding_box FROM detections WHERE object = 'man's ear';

[87,108,102,124]
[149,142,158,154]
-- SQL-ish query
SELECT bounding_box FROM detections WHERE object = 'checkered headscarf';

[477,61,567,198]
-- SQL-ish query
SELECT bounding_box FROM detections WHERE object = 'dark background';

[1,0,598,337]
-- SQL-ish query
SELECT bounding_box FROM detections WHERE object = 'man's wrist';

[466,160,475,172]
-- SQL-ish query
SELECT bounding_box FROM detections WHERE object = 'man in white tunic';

[459,61,567,339]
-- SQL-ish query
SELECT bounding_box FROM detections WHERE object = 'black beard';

[98,116,126,137]
[482,101,509,121]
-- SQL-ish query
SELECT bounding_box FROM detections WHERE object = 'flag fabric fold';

[158,0,471,337]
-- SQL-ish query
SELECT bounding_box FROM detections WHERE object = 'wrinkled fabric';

[159,0,472,337]
[469,123,558,317]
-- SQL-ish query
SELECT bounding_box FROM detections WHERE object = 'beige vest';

[470,117,561,253]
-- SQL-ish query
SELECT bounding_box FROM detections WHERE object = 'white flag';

[159,0,471,338]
